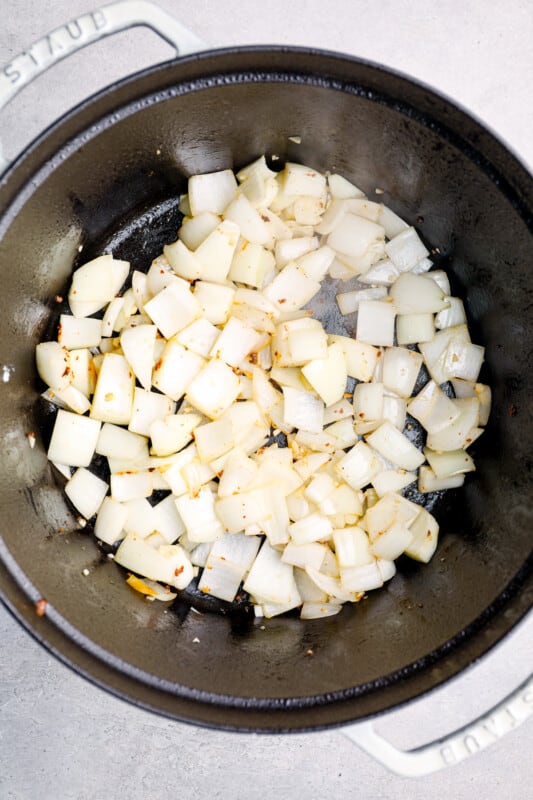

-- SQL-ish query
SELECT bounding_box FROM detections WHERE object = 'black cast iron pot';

[0,1,531,739]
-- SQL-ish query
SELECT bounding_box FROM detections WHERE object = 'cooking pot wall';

[0,59,531,715]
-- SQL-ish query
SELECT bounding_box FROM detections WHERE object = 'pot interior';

[0,49,531,730]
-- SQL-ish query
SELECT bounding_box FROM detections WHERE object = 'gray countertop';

[1,2,532,798]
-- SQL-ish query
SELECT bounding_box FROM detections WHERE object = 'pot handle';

[0,0,205,173]
[341,674,533,777]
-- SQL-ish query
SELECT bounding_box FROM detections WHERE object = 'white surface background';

[0,1,532,798]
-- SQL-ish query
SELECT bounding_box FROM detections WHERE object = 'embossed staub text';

[0,11,108,98]
[439,686,533,767]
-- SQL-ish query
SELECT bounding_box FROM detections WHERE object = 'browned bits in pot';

[35,598,47,616]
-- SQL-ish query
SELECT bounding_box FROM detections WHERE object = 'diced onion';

[36,157,489,622]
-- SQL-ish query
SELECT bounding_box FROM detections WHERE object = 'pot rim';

[1,43,532,731]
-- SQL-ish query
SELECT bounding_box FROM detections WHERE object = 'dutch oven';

[0,0,531,775]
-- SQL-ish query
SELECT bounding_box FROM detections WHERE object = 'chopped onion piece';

[94,496,128,545]
[301,343,347,407]
[344,197,382,222]
[389,272,447,314]
[198,533,261,602]
[237,155,277,184]
[120,324,156,391]
[323,398,354,425]
[329,335,380,382]
[194,417,235,463]
[435,297,467,329]
[300,602,342,619]
[385,227,429,272]
[371,469,416,497]
[382,347,423,398]
[418,465,465,493]
[243,540,299,605]
[68,255,129,318]
[424,447,476,478]
[333,526,374,568]
[65,467,108,520]
[111,470,153,502]
[58,315,102,350]
[151,494,185,543]
[358,259,400,286]
[184,359,240,420]
[396,313,435,345]
[323,418,358,450]
[210,316,262,367]
[405,508,439,563]
[281,162,327,199]
[304,566,358,603]
[274,236,318,268]
[70,348,96,397]
[193,281,235,325]
[419,324,471,384]
[47,409,101,467]
[144,282,201,340]
[224,194,271,246]
[366,422,425,471]
[341,561,383,592]
[188,169,237,216]
[382,393,407,430]
[217,448,258,497]
[364,492,420,541]
[356,300,396,347]
[102,297,125,336]
[149,413,201,457]
[128,388,175,438]
[96,423,148,461]
[335,442,381,490]
[115,533,193,589]
[50,384,91,415]
[425,269,451,295]
[272,317,328,368]
[411,257,433,275]
[263,262,321,312]
[179,211,220,250]
[452,380,491,426]
[379,204,409,239]
[425,397,480,451]
[442,338,484,382]
[36,342,72,391]
[328,213,385,271]
[282,386,324,433]
[353,382,384,422]
[327,173,364,199]
[229,240,275,288]
[288,513,333,544]
[294,567,328,602]
[282,541,328,571]
[328,258,357,280]
[336,287,387,315]
[297,245,335,280]
[407,380,460,434]
[370,522,413,560]
[175,486,224,543]
[376,558,397,582]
